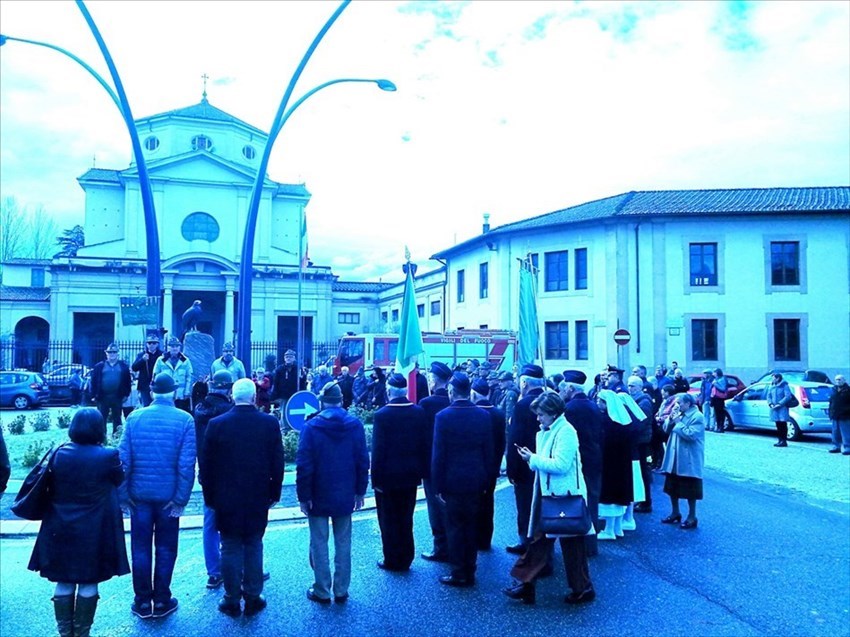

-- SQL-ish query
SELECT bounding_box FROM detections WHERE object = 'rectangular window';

[691,319,718,360]
[770,241,800,285]
[381,311,388,324]
[417,304,425,318]
[574,248,587,290]
[544,251,568,292]
[457,269,465,303]
[391,309,399,323]
[575,321,588,360]
[529,253,539,285]
[544,321,569,359]
[689,243,718,286]
[774,318,801,361]
[338,312,360,325]
[430,300,440,316]
[479,262,489,299]
[31,268,45,287]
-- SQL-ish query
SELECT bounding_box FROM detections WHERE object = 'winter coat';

[371,398,429,490]
[90,360,132,402]
[563,393,603,498]
[153,353,194,401]
[254,375,272,412]
[661,406,705,479]
[418,388,451,478]
[211,356,246,380]
[296,406,369,518]
[118,397,196,506]
[506,387,544,485]
[132,348,163,395]
[352,375,369,405]
[202,405,285,536]
[599,412,634,506]
[271,362,301,402]
[431,399,494,496]
[829,384,850,420]
[0,429,10,494]
[475,400,507,483]
[766,380,794,422]
[193,392,234,485]
[28,443,129,583]
[337,374,354,409]
[631,392,654,445]
[498,384,520,424]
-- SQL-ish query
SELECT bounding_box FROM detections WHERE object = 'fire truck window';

[375,341,386,362]
[339,339,364,367]
[389,341,398,363]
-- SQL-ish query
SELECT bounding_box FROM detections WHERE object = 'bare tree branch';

[0,196,26,263]
[27,206,60,260]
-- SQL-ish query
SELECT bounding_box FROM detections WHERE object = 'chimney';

[482,213,491,234]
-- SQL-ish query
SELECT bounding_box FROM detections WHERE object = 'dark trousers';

[650,424,666,468]
[476,479,497,550]
[97,396,124,435]
[711,397,727,431]
[174,398,191,414]
[69,389,82,406]
[422,479,448,556]
[513,479,534,544]
[510,534,593,595]
[130,502,180,605]
[584,473,601,557]
[444,492,481,581]
[139,389,153,407]
[375,487,417,569]
[221,531,264,600]
[775,421,788,441]
[638,443,652,505]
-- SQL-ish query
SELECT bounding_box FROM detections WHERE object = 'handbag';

[11,444,63,521]
[538,449,592,537]
[711,385,728,400]
[785,394,799,408]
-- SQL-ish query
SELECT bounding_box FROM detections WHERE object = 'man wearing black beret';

[470,377,505,552]
[371,374,429,572]
[431,373,493,587]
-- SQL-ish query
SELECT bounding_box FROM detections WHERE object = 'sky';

[1,0,848,282]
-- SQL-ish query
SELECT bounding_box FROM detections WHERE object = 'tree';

[28,207,60,260]
[0,196,26,264]
[55,225,85,258]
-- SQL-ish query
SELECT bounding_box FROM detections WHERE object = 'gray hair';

[521,376,545,389]
[232,378,256,404]
[627,375,644,388]
[677,392,696,408]
[387,386,407,400]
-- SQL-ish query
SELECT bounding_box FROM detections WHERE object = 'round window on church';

[182,212,220,242]
[242,145,256,160]
[144,136,160,151]
[192,135,213,152]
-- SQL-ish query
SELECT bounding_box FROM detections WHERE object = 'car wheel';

[12,395,31,410]
[723,413,736,431]
[786,419,802,441]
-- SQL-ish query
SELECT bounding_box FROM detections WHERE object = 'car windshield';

[804,385,833,403]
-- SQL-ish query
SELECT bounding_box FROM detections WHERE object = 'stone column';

[224,273,236,346]
[162,272,174,336]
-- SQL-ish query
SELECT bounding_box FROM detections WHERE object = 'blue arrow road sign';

[285,390,320,431]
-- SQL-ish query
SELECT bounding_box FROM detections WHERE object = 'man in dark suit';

[470,377,505,552]
[90,343,132,436]
[270,349,301,414]
[132,334,163,408]
[418,361,453,562]
[201,378,285,618]
[431,373,494,587]
[505,364,546,554]
[560,370,603,557]
[371,373,429,572]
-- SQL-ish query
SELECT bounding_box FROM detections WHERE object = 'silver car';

[725,381,834,440]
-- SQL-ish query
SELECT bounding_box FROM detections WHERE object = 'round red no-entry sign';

[613,329,631,346]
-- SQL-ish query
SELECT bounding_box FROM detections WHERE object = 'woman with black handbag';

[503,391,595,606]
[27,408,129,637]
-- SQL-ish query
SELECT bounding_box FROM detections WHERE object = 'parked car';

[0,371,51,410]
[687,374,745,403]
[725,381,834,440]
[751,369,832,385]
[43,364,90,404]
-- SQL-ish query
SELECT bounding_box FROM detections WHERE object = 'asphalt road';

[1,467,848,637]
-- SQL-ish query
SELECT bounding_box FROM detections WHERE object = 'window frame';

[479,262,489,299]
[767,314,808,366]
[764,236,807,294]
[544,250,568,292]
[338,312,360,325]
[575,320,589,360]
[688,242,718,287]
[544,320,569,360]
[181,212,220,242]
[191,134,214,152]
[430,300,440,316]
[457,269,465,303]
[684,313,726,368]
[574,248,588,290]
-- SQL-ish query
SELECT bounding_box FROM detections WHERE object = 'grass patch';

[0,409,71,480]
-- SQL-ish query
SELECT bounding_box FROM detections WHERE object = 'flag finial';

[404,245,411,262]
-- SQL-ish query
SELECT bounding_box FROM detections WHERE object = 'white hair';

[627,375,644,387]
[387,386,407,400]
[232,378,256,404]
[521,376,545,389]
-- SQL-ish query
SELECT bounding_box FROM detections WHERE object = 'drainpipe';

[634,221,642,354]
[435,257,448,333]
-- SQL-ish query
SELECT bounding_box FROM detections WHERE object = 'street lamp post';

[234,0,395,369]
[0,0,162,317]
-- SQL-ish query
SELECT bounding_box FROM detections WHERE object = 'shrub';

[364,425,373,452]
[56,411,72,429]
[282,430,300,463]
[347,404,376,425]
[21,440,50,468]
[30,412,52,432]
[7,415,27,435]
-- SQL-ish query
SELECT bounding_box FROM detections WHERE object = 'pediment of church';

[125,152,274,187]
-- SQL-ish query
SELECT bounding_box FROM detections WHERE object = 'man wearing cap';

[154,338,194,413]
[119,373,196,619]
[505,364,546,555]
[604,366,628,394]
[271,349,302,414]
[211,343,246,381]
[133,335,164,408]
[193,370,235,590]
[431,372,494,587]
[470,377,505,552]
[90,343,132,436]
[418,361,453,562]
[497,371,520,425]
[352,367,369,407]
[202,378,284,618]
[371,373,429,572]
[560,370,603,557]
[296,382,369,604]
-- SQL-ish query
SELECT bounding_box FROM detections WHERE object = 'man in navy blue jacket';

[296,383,369,604]
[431,373,494,587]
[470,377,506,552]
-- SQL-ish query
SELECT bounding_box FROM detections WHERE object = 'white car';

[725,381,834,440]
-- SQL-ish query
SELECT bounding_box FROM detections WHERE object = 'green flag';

[395,261,425,399]
[518,256,539,365]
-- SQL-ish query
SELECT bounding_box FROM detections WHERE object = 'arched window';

[191,134,213,152]
[181,212,220,242]
[144,136,160,151]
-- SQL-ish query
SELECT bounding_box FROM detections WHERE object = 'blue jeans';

[832,418,850,451]
[221,532,264,600]
[308,515,352,599]
[203,506,221,578]
[130,502,180,605]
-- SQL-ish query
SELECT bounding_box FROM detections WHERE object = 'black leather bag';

[11,444,62,521]
[538,448,592,537]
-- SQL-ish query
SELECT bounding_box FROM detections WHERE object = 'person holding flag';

[394,250,425,403]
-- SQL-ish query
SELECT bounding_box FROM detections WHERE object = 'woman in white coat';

[503,391,595,605]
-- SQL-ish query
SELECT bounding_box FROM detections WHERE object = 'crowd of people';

[8,338,850,635]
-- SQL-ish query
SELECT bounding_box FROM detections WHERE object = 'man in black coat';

[132,335,163,407]
[470,378,505,552]
[90,343,132,436]
[270,349,301,413]
[418,361,453,562]
[337,366,355,409]
[201,379,284,618]
[431,373,494,587]
[561,370,603,557]
[505,364,545,554]
[371,373,429,572]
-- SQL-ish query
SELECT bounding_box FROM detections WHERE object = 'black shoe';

[243,595,267,617]
[334,593,349,604]
[420,551,449,563]
[206,575,223,590]
[828,448,841,453]
[218,598,241,617]
[564,586,596,605]
[505,543,527,555]
[503,582,535,604]
[774,440,788,447]
[634,502,652,513]
[439,574,474,588]
[152,597,178,618]
[130,601,153,619]
[306,588,331,605]
[377,560,409,572]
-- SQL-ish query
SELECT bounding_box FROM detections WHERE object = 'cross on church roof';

[201,73,209,102]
